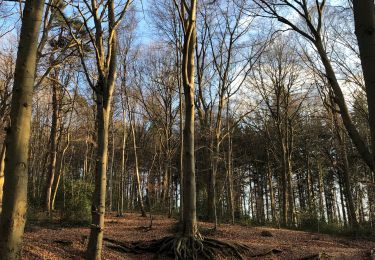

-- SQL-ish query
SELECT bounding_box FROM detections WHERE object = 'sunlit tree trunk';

[51,133,70,211]
[0,1,44,258]
[87,85,112,259]
[87,2,118,258]
[266,151,276,223]
[108,120,115,212]
[226,104,234,224]
[45,79,60,213]
[128,106,146,217]
[118,108,127,216]
[317,161,325,222]
[0,144,5,215]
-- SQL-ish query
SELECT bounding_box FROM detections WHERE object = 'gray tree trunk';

[181,0,198,237]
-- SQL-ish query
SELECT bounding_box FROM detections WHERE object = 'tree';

[60,0,132,258]
[179,0,198,238]
[0,1,44,258]
[131,1,249,258]
[250,38,309,226]
[254,0,374,174]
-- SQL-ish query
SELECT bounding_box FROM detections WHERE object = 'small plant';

[59,180,93,225]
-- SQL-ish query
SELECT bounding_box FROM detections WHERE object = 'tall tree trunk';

[108,120,115,212]
[51,133,70,211]
[368,171,375,227]
[266,151,276,223]
[317,162,325,222]
[280,141,288,226]
[87,90,111,260]
[118,110,127,216]
[353,0,375,167]
[179,73,184,223]
[209,140,219,228]
[0,144,5,215]
[45,80,60,213]
[129,109,146,217]
[340,140,358,228]
[181,0,198,237]
[86,0,121,257]
[0,1,44,258]
[333,112,358,228]
[338,176,348,226]
[226,124,234,224]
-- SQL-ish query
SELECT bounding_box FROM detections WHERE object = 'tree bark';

[181,0,198,237]
[108,120,115,212]
[86,0,122,257]
[0,144,5,215]
[226,115,235,224]
[51,133,70,211]
[45,79,60,213]
[0,1,44,258]
[118,109,127,216]
[87,95,111,260]
[129,108,146,217]
[266,152,276,223]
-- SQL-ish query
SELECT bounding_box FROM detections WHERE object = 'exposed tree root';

[105,235,250,259]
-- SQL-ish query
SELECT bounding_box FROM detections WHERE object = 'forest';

[0,0,375,259]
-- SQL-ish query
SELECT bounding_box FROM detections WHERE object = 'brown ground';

[23,213,375,259]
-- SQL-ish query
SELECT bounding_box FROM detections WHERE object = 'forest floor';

[23,213,375,259]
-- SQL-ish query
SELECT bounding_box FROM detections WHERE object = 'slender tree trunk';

[286,155,293,226]
[108,120,115,212]
[0,144,5,215]
[45,81,60,213]
[341,143,358,228]
[317,162,325,222]
[119,111,127,216]
[266,151,276,223]
[127,102,147,217]
[86,1,120,257]
[281,141,288,226]
[0,1,44,258]
[368,171,375,227]
[179,74,184,223]
[210,140,219,228]
[338,176,348,226]
[87,91,111,259]
[129,110,146,217]
[226,127,234,224]
[333,113,358,228]
[208,94,225,227]
[51,133,70,211]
